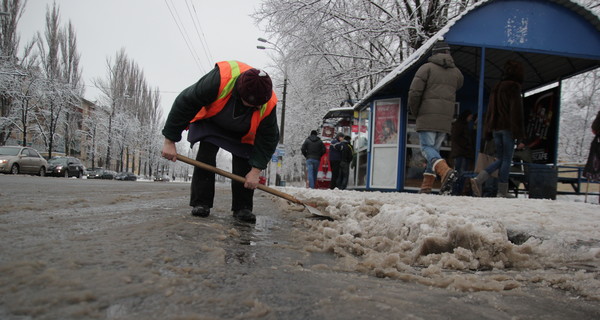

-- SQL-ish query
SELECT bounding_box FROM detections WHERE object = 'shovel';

[176,154,332,220]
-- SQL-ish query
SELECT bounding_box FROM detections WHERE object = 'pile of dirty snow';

[274,188,600,299]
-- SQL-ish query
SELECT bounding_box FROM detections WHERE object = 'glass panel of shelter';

[353,108,370,187]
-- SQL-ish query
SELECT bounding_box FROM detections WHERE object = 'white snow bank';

[276,188,600,299]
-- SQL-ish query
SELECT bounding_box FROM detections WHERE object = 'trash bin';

[527,164,557,200]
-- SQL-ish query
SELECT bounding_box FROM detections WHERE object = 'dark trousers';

[453,156,468,175]
[329,160,340,189]
[337,161,350,190]
[190,141,254,211]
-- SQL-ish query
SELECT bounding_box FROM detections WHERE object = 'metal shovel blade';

[176,154,333,220]
[303,203,332,220]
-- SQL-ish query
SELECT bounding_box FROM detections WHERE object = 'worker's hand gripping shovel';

[176,154,332,220]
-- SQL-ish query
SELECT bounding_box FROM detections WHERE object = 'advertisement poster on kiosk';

[373,102,400,145]
[522,87,559,164]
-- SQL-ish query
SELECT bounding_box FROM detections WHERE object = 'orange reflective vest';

[189,61,278,145]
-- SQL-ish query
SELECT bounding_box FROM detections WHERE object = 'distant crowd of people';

[301,131,353,190]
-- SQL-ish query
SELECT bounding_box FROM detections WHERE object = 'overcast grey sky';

[19,0,272,116]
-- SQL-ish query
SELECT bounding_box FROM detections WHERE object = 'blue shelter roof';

[356,0,600,108]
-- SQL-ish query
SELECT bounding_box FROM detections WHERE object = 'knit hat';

[237,68,273,106]
[432,40,451,54]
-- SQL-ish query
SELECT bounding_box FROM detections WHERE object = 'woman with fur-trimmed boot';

[471,60,525,198]
[408,40,464,194]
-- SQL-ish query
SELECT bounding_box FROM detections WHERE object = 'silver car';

[0,146,48,176]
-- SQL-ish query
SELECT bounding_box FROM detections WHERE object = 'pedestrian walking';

[470,60,526,198]
[328,132,344,189]
[408,40,464,194]
[336,135,354,190]
[161,60,279,223]
[301,130,326,189]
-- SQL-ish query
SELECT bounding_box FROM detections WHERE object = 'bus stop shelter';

[350,0,600,194]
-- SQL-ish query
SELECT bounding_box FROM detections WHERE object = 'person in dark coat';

[161,61,279,223]
[450,110,474,175]
[301,130,326,189]
[584,110,600,204]
[328,132,344,189]
[584,110,600,182]
[408,40,464,194]
[471,60,526,198]
[336,135,354,190]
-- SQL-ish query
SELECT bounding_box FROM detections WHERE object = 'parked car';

[100,170,117,180]
[85,167,102,179]
[85,167,98,177]
[46,156,85,178]
[115,172,137,181]
[0,146,48,176]
[154,175,170,182]
[86,168,116,180]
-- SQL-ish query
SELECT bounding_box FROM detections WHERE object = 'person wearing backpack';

[336,135,354,190]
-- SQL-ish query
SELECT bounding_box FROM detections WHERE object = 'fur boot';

[419,173,436,194]
[433,159,457,194]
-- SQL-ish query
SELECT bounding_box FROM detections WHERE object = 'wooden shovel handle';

[176,154,303,205]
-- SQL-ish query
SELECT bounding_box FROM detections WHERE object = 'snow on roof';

[353,1,487,108]
[272,186,600,299]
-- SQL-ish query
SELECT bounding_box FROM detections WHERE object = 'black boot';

[233,209,256,223]
[191,205,210,217]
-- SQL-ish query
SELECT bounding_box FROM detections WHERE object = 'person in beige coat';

[408,40,464,194]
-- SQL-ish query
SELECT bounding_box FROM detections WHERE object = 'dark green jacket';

[408,53,464,134]
[162,66,279,169]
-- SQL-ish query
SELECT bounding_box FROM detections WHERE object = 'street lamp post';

[257,38,287,144]
[257,37,288,186]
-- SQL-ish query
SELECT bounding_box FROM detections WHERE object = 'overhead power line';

[164,0,205,74]
[186,0,214,68]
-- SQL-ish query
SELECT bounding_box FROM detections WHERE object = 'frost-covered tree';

[94,48,164,174]
[559,69,600,164]
[32,2,82,158]
[94,49,132,169]
[60,21,83,156]
[0,0,28,145]
[80,105,106,169]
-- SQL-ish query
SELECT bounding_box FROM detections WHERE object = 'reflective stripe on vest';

[190,61,277,145]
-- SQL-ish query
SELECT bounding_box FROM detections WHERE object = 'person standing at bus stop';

[328,132,345,189]
[408,40,464,194]
[161,61,279,224]
[583,110,600,203]
[301,130,326,189]
[337,135,354,190]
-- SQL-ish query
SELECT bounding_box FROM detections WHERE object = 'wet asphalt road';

[1,174,599,320]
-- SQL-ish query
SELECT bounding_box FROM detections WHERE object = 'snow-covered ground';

[277,187,600,300]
